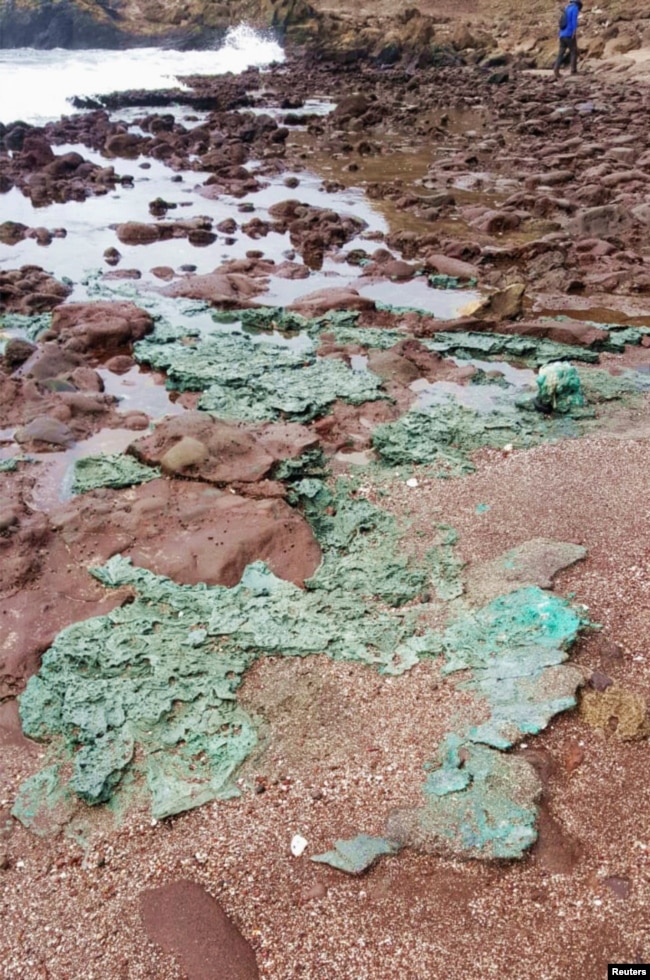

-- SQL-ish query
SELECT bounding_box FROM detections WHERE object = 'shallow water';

[0,26,285,125]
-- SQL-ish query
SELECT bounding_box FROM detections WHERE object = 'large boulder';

[0,266,71,313]
[162,271,266,306]
[48,301,154,354]
[288,287,375,317]
[129,412,318,484]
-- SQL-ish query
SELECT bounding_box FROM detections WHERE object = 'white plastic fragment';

[291,834,308,857]
[406,478,419,488]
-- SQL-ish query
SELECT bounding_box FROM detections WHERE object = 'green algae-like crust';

[371,403,579,469]
[16,540,441,822]
[411,737,542,860]
[134,327,386,423]
[311,835,400,873]
[423,331,599,366]
[71,453,161,494]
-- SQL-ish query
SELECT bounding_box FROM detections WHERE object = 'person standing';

[554,0,583,79]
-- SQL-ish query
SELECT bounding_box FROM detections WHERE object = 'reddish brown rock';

[424,253,480,280]
[162,271,265,306]
[288,287,375,317]
[54,478,320,587]
[49,301,154,355]
[129,413,319,484]
[0,266,71,314]
[140,880,259,980]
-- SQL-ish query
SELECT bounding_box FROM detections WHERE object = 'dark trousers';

[554,36,578,74]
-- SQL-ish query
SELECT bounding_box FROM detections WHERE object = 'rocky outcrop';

[0,0,251,49]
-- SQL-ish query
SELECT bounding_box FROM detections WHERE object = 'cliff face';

[0,0,261,48]
[2,0,650,78]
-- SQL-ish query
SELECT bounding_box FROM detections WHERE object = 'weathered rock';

[162,271,265,306]
[49,301,154,354]
[140,880,259,980]
[129,412,319,484]
[0,266,71,313]
[288,287,375,317]
[3,338,37,369]
[14,415,75,448]
[569,205,634,239]
[424,253,479,280]
[472,283,525,320]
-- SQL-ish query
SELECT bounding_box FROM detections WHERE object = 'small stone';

[564,742,585,773]
[604,876,631,899]
[291,834,308,857]
[406,478,419,488]
[301,881,327,902]
[589,670,613,692]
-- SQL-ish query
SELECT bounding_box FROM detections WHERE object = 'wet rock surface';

[3,43,650,980]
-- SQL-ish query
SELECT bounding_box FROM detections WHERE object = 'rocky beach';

[2,3,650,978]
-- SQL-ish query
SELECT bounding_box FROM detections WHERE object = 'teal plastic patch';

[410,736,542,859]
[439,586,583,675]
[15,543,440,824]
[134,329,386,423]
[372,404,578,470]
[535,362,585,414]
[71,454,160,494]
[311,835,399,873]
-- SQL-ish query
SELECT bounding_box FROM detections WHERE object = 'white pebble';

[406,478,419,488]
[291,834,308,857]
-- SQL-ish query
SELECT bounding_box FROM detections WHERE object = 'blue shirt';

[560,2,580,38]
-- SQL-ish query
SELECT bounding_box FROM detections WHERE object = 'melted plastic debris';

[317,581,587,871]
[311,835,399,873]
[436,587,585,749]
[134,330,386,423]
[576,365,650,402]
[428,524,465,601]
[316,323,405,351]
[372,403,578,470]
[439,586,583,674]
[71,454,161,494]
[535,362,585,414]
[424,331,599,366]
[11,765,78,838]
[14,543,440,825]
[0,311,53,341]
[428,274,477,289]
[458,650,583,749]
[400,735,542,860]
[294,479,461,606]
[240,307,309,333]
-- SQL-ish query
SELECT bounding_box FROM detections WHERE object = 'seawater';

[0,24,285,125]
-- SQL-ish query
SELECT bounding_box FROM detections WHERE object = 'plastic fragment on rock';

[404,737,542,860]
[535,362,585,414]
[423,331,599,366]
[71,453,161,494]
[311,835,400,873]
[440,586,584,675]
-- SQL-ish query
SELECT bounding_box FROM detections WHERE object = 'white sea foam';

[0,25,284,125]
